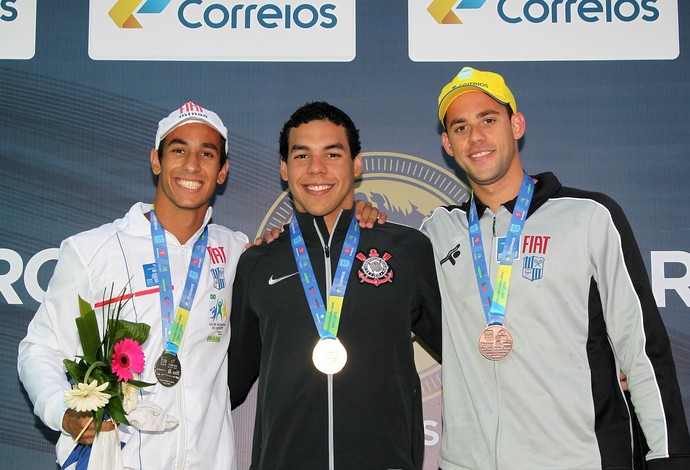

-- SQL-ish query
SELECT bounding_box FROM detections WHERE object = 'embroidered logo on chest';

[211,266,226,290]
[520,235,551,282]
[356,248,393,286]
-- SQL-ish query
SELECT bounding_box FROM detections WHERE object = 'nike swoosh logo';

[268,272,298,285]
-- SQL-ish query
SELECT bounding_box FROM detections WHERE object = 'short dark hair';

[279,102,361,161]
[157,136,228,169]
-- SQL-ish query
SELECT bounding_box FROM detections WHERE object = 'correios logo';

[410,0,677,61]
[428,0,486,25]
[108,0,338,30]
[498,0,660,24]
[428,0,660,25]
[109,0,174,28]
[90,0,355,61]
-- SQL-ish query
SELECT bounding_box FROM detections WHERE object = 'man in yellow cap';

[420,67,690,469]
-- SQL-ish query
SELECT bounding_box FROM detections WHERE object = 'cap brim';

[156,117,228,152]
[438,85,511,124]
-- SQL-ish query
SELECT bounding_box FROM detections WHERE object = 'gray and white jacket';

[421,172,690,470]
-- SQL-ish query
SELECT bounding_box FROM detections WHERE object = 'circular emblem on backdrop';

[257,152,470,402]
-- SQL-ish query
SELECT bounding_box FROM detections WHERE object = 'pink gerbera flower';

[111,338,145,382]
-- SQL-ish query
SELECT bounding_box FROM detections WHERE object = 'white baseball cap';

[155,102,228,153]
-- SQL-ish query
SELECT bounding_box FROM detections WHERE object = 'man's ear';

[441,132,453,157]
[150,148,161,175]
[217,159,229,184]
[511,112,526,140]
[353,154,363,178]
[280,158,288,182]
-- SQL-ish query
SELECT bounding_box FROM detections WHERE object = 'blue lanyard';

[468,172,534,326]
[149,210,208,354]
[289,214,360,339]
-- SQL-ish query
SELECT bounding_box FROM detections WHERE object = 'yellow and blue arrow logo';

[428,0,487,25]
[109,0,173,28]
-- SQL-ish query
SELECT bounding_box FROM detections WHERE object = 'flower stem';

[84,361,107,383]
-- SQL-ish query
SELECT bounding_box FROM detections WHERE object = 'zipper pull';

[324,245,330,258]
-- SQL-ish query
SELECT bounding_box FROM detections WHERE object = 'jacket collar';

[293,208,356,244]
[461,172,562,220]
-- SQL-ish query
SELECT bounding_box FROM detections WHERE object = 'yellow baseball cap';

[437,66,517,124]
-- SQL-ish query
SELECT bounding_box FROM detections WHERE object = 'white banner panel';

[89,0,355,61]
[0,0,36,59]
[409,0,679,61]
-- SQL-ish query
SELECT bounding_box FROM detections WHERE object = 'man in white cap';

[420,68,690,469]
[17,102,248,469]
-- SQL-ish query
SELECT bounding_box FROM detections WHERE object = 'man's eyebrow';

[168,138,219,152]
[289,142,346,152]
[448,109,501,126]
[168,138,188,146]
[290,144,309,152]
[324,143,346,151]
[477,109,501,118]
[201,142,220,151]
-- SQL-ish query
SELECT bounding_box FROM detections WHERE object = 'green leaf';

[105,396,130,425]
[75,296,102,363]
[111,318,151,346]
[78,295,94,317]
[63,359,88,384]
[94,407,105,434]
[127,378,155,388]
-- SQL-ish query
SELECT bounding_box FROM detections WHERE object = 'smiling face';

[280,119,362,231]
[150,122,228,219]
[442,90,525,202]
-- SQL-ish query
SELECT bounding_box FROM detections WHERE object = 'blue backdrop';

[1,1,689,468]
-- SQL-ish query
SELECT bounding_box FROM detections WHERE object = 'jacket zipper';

[313,210,342,470]
[490,211,501,470]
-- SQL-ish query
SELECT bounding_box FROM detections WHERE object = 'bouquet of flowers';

[61,285,154,470]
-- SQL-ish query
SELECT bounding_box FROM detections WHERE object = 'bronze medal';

[312,338,348,375]
[478,325,513,361]
[154,351,181,387]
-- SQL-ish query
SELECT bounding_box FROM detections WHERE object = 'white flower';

[122,375,140,414]
[64,380,110,412]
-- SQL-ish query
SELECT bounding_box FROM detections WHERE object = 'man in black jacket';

[229,101,441,470]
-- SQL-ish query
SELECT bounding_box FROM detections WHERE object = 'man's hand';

[246,225,283,248]
[62,409,115,445]
[355,200,387,228]
[620,371,628,392]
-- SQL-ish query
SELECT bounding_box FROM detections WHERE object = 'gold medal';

[478,325,513,361]
[312,338,348,374]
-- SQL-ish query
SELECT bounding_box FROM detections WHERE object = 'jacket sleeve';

[410,232,442,359]
[17,237,87,432]
[228,250,262,409]
[591,197,690,466]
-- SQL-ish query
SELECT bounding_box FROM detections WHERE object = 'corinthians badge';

[356,248,393,286]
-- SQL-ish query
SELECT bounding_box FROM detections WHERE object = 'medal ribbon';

[150,210,209,354]
[468,172,534,326]
[290,214,360,339]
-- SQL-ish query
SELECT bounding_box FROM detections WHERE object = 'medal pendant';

[154,351,182,387]
[312,338,348,375]
[478,325,513,361]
